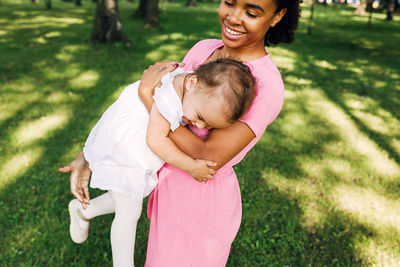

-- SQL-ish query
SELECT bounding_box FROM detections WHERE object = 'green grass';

[1,0,399,266]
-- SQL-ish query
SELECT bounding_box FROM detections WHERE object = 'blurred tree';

[135,0,160,29]
[385,0,395,20]
[91,0,132,46]
[32,0,39,3]
[367,0,373,29]
[135,0,146,18]
[75,0,82,5]
[308,0,316,35]
[44,0,51,8]
[186,0,196,6]
[355,0,367,14]
[143,0,160,28]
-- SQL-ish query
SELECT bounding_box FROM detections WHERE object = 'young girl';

[68,58,256,266]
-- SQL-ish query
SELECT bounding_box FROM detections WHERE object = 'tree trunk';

[386,0,395,20]
[308,0,315,35]
[367,0,373,29]
[75,0,82,5]
[186,0,196,6]
[354,0,367,14]
[32,0,39,3]
[45,0,51,8]
[91,0,132,46]
[143,0,160,29]
[135,0,146,18]
[322,0,327,6]
[135,0,147,19]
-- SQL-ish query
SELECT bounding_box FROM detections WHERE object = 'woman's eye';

[224,1,234,6]
[246,11,257,18]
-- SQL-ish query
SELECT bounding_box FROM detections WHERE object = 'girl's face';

[181,77,232,129]
[218,0,285,50]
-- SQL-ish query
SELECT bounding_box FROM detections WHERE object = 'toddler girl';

[68,58,255,267]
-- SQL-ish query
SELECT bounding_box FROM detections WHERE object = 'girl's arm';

[139,63,256,170]
[146,104,217,181]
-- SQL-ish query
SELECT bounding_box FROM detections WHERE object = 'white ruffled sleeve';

[152,68,186,132]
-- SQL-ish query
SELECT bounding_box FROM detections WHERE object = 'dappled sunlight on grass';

[44,31,62,38]
[314,59,337,70]
[13,111,70,146]
[333,185,400,265]
[55,45,88,61]
[264,170,328,229]
[45,91,79,104]
[333,185,400,233]
[69,70,100,89]
[312,91,399,178]
[16,15,85,26]
[0,147,43,189]
[269,48,297,72]
[145,44,184,62]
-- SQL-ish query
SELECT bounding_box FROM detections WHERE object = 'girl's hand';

[188,159,217,183]
[59,152,91,209]
[138,61,184,112]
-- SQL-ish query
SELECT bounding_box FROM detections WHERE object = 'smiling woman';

[61,0,301,265]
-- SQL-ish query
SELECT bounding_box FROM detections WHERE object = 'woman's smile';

[223,23,246,40]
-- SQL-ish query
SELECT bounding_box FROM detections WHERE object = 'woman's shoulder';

[183,39,223,69]
[239,55,285,137]
[248,55,283,85]
[190,39,223,51]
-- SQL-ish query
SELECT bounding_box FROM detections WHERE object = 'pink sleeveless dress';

[145,39,285,267]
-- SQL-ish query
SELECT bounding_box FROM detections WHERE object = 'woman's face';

[218,0,283,50]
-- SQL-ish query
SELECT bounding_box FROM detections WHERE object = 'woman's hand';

[187,159,217,183]
[138,61,185,112]
[59,152,91,209]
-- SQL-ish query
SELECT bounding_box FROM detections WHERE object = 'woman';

[60,0,301,265]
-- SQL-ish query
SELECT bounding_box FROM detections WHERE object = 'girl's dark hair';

[194,58,256,122]
[265,0,301,46]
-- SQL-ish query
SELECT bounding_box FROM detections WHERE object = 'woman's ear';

[271,8,287,27]
[185,75,199,92]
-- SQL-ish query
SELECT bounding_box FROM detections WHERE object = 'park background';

[0,0,399,266]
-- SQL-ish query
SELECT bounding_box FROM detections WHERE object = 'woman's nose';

[227,9,242,25]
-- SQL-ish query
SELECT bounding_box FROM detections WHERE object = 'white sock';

[109,191,143,267]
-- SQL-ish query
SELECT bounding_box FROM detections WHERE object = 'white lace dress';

[83,68,186,200]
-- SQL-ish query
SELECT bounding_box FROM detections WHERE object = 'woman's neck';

[217,42,268,63]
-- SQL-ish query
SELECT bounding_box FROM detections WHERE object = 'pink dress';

[145,39,285,267]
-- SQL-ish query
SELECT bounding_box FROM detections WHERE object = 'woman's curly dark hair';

[265,0,301,46]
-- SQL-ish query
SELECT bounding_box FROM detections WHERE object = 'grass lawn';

[1,0,399,266]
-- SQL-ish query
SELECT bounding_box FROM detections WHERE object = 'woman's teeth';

[226,27,242,36]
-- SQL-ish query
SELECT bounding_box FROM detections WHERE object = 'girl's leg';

[81,191,115,220]
[109,191,143,267]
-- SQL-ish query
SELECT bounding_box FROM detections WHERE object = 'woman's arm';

[139,62,256,170]
[146,104,216,181]
[169,121,255,169]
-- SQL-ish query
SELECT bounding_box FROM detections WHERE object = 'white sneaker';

[68,199,90,244]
